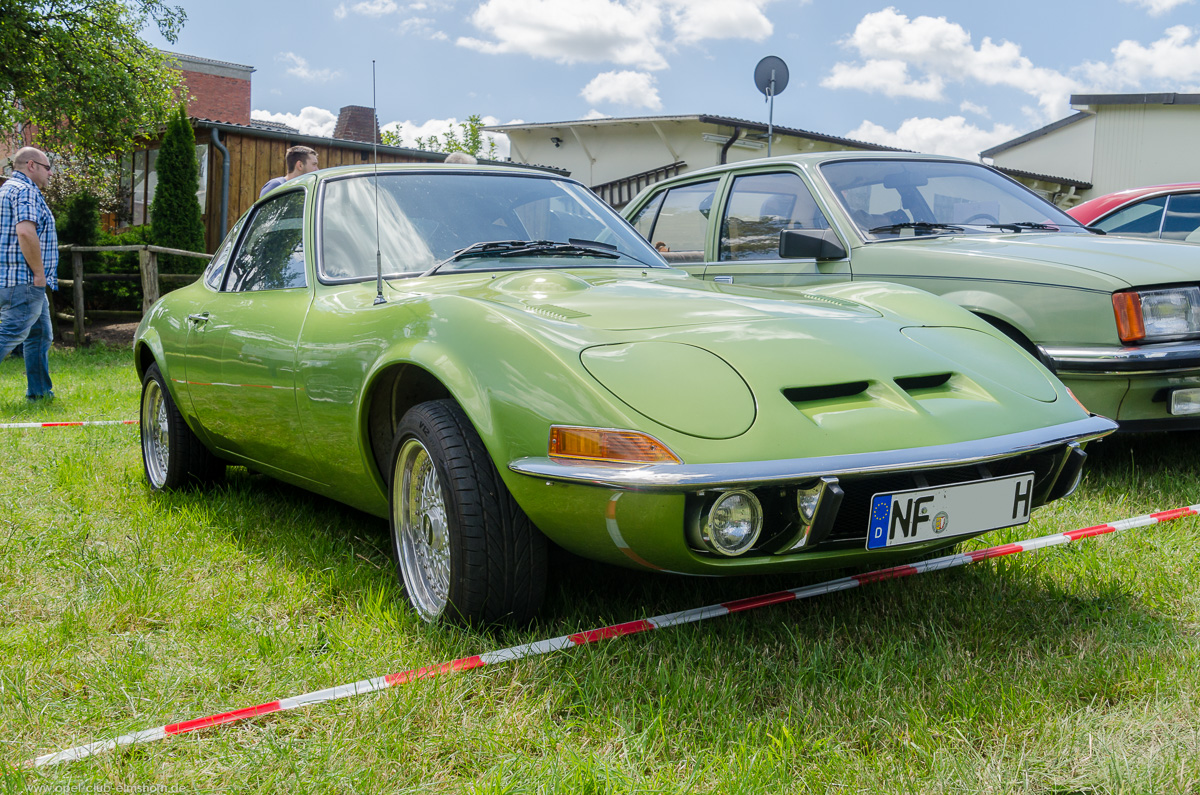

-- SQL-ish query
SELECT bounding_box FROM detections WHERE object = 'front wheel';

[389,399,546,625]
[140,363,224,490]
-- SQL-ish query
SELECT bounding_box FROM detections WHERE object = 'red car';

[1067,183,1200,242]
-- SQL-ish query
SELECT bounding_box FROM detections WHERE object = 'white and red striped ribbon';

[31,504,1199,768]
[0,419,138,429]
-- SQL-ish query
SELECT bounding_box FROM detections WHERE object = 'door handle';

[187,312,210,325]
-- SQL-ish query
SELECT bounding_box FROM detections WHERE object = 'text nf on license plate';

[866,472,1035,550]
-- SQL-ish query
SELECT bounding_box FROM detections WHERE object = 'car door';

[703,170,851,288]
[183,188,320,480]
[627,178,720,277]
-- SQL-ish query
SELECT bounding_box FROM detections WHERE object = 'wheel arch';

[363,361,455,487]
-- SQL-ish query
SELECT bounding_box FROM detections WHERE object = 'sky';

[139,0,1200,161]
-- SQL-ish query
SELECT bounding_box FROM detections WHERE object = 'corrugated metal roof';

[484,113,906,152]
[979,111,1092,158]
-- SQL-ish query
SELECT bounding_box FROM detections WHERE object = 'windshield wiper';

[423,239,619,277]
[868,221,963,235]
[985,221,1060,232]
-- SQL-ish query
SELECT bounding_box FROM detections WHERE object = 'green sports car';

[624,152,1200,431]
[135,164,1115,624]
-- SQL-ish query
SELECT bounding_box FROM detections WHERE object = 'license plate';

[866,472,1035,550]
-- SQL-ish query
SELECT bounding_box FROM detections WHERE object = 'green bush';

[56,191,101,247]
[76,226,153,312]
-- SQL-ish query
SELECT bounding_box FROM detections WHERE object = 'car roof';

[1068,183,1200,224]
[651,150,976,182]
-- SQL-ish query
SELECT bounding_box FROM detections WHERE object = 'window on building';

[119,143,209,227]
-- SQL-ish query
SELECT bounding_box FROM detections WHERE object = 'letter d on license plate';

[866,472,1035,550]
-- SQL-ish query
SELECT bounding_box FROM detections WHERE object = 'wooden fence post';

[73,250,85,346]
[139,247,160,314]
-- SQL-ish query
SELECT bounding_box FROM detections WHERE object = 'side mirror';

[779,229,847,260]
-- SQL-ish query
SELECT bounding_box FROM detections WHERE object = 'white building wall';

[502,118,876,188]
[1089,105,1200,195]
[990,115,1096,185]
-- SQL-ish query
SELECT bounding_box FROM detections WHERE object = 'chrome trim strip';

[509,416,1118,492]
[1041,340,1200,374]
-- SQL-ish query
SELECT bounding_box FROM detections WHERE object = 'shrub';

[149,105,205,273]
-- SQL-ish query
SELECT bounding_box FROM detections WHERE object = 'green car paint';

[136,164,1115,624]
[624,152,1200,431]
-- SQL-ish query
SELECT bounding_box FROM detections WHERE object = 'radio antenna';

[372,59,386,305]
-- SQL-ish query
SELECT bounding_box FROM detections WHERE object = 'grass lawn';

[2,344,1199,793]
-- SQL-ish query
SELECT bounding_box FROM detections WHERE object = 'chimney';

[334,105,381,144]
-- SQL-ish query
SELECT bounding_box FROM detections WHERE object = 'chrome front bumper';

[1041,339,1200,374]
[509,415,1117,492]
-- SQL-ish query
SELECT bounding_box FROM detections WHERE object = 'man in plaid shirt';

[0,147,59,400]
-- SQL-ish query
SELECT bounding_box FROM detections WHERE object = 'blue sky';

[141,0,1200,160]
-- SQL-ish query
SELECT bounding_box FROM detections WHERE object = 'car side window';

[628,191,665,242]
[225,190,308,292]
[1093,196,1166,238]
[203,217,246,290]
[637,179,718,264]
[718,172,830,261]
[1162,194,1200,242]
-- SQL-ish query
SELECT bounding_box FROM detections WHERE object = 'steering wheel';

[961,213,999,225]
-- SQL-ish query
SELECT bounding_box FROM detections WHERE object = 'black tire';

[389,399,546,625]
[140,363,224,491]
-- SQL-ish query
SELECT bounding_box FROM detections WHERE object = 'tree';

[150,106,205,271]
[381,115,499,160]
[1,1,186,167]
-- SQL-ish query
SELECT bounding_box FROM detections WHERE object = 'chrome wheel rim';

[393,438,450,620]
[141,379,170,489]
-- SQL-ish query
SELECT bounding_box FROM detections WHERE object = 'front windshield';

[820,159,1088,240]
[319,171,661,281]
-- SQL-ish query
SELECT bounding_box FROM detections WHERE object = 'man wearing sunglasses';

[0,147,59,400]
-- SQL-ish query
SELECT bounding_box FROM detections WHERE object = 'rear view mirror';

[780,229,847,260]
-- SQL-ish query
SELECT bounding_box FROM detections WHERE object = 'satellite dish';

[754,56,789,97]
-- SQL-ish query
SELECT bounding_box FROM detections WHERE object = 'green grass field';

[2,345,1199,793]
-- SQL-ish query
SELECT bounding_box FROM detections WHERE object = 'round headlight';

[699,490,763,557]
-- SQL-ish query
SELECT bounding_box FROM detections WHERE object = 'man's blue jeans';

[0,284,54,398]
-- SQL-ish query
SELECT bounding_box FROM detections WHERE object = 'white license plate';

[866,472,1035,550]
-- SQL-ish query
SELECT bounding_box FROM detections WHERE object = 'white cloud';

[1121,0,1193,15]
[845,116,1021,160]
[580,71,662,109]
[1074,25,1200,89]
[352,0,398,15]
[380,115,511,159]
[252,107,339,137]
[334,3,347,19]
[583,109,612,120]
[824,8,1077,122]
[398,16,445,38]
[456,0,777,70]
[459,0,668,70]
[823,59,943,100]
[959,100,989,117]
[277,52,341,83]
[665,0,772,45]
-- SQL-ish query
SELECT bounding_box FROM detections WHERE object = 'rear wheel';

[389,399,546,625]
[140,363,224,490]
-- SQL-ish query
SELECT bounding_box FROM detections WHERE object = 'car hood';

[892,232,1200,289]
[415,268,882,330]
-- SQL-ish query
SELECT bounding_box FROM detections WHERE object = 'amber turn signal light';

[1112,292,1145,344]
[549,426,682,465]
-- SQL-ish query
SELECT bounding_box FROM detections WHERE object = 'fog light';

[1170,388,1200,416]
[695,490,763,557]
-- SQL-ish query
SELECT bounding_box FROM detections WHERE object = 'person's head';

[655,241,669,252]
[13,147,52,189]
[286,146,319,177]
[443,152,477,165]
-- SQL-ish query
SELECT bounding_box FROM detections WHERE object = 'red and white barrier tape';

[31,504,1199,768]
[0,419,137,429]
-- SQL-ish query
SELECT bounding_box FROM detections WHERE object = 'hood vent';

[895,373,952,392]
[783,381,869,403]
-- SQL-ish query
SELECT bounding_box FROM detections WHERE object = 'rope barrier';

[0,419,138,429]
[30,503,1199,768]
